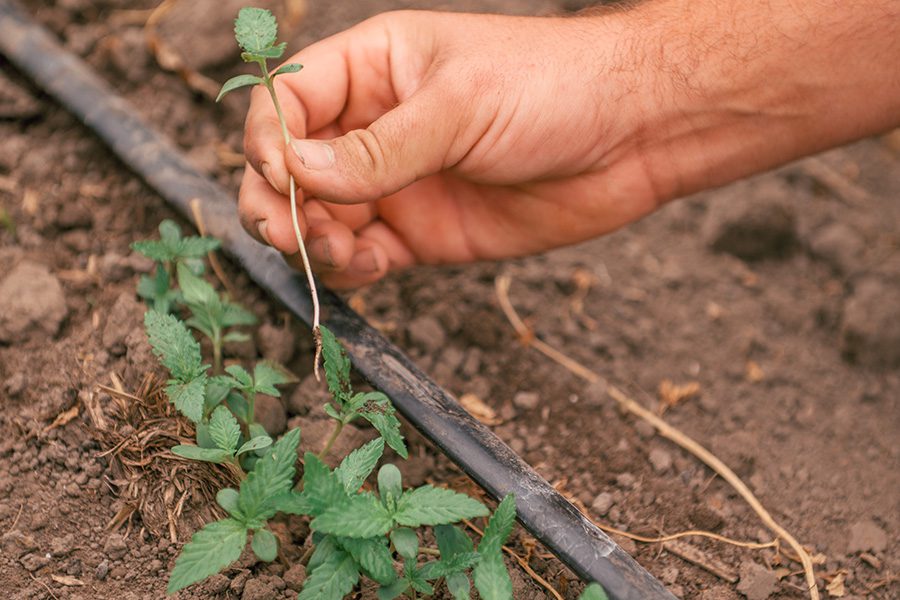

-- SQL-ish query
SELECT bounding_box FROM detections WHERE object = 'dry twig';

[494,274,821,600]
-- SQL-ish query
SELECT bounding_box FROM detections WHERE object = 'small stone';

[648,448,673,473]
[736,560,779,600]
[406,315,446,354]
[512,391,540,411]
[242,578,276,600]
[20,552,50,572]
[283,564,306,591]
[616,472,636,488]
[0,261,68,343]
[841,277,900,368]
[847,520,887,554]
[257,322,296,364]
[103,533,128,560]
[255,395,287,436]
[590,492,613,516]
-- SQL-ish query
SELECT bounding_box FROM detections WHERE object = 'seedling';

[216,7,323,378]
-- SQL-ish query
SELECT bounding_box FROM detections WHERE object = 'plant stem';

[318,420,344,459]
[213,330,222,374]
[261,65,323,381]
[419,547,440,556]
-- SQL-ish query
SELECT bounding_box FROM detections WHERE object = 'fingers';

[238,166,306,254]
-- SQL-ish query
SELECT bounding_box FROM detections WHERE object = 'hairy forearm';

[604,0,900,202]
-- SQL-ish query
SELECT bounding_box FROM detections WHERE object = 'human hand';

[238,3,900,289]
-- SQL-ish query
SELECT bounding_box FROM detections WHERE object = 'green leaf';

[446,572,471,599]
[177,261,218,307]
[234,7,277,53]
[390,527,418,560]
[298,545,359,600]
[311,493,393,538]
[358,396,407,459]
[377,579,408,600]
[145,311,205,382]
[377,464,402,510]
[226,390,251,423]
[419,551,479,580]
[337,537,396,585]
[319,325,352,402]
[308,535,340,573]
[221,302,257,327]
[472,553,511,600]
[251,528,278,562]
[205,375,237,414]
[209,405,241,453]
[394,486,489,527]
[579,583,610,600]
[216,488,241,517]
[273,63,303,76]
[131,221,219,263]
[225,364,253,389]
[159,219,181,244]
[222,330,250,343]
[237,428,301,525]
[335,438,384,494]
[405,560,433,594]
[131,240,171,262]
[268,490,313,515]
[177,236,221,258]
[436,525,474,559]
[167,519,247,593]
[253,361,294,396]
[216,74,264,102]
[166,375,208,424]
[172,444,232,464]
[236,435,273,456]
[301,453,348,516]
[478,495,517,557]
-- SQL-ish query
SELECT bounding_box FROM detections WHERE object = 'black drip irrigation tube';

[0,3,675,598]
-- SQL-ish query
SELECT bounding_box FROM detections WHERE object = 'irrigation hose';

[0,2,674,599]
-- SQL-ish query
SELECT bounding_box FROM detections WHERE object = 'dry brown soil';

[0,1,898,599]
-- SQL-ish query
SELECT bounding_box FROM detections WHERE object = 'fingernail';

[260,162,284,195]
[291,139,335,170]
[257,220,272,245]
[308,236,335,267]
[349,248,379,273]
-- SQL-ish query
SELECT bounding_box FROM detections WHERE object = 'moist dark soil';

[1,1,898,599]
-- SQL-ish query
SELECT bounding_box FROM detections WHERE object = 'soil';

[1,1,898,599]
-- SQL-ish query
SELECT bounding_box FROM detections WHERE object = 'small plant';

[217,6,324,376]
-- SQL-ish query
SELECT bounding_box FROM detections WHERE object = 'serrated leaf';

[390,527,418,560]
[579,583,610,600]
[472,553,511,600]
[225,364,253,389]
[205,375,237,414]
[405,560,433,594]
[237,428,300,525]
[335,438,384,493]
[159,219,181,244]
[167,375,208,424]
[172,444,232,464]
[377,464,402,510]
[298,545,359,600]
[241,43,287,61]
[268,490,313,515]
[311,493,393,538]
[167,519,247,593]
[319,325,351,402]
[377,579,409,600]
[419,551,479,580]
[394,486,489,527]
[479,495,517,557]
[308,535,340,573]
[337,536,396,585]
[253,361,294,396]
[216,488,241,517]
[145,311,204,382]
[234,7,277,53]
[221,302,257,327]
[131,240,172,262]
[177,236,221,258]
[446,572,471,599]
[236,435,272,456]
[177,261,218,307]
[251,528,278,562]
[301,453,349,516]
[358,398,407,459]
[226,389,251,423]
[273,62,303,76]
[435,525,474,559]
[216,74,263,102]
[209,405,241,453]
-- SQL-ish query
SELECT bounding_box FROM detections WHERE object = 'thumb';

[284,87,458,204]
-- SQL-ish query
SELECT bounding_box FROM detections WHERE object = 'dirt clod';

[406,314,446,353]
[649,448,673,473]
[102,292,143,356]
[0,260,68,343]
[590,491,613,516]
[242,578,277,600]
[257,322,296,364]
[841,276,900,368]
[283,564,306,591]
[704,182,797,260]
[847,519,888,554]
[19,552,50,572]
[255,395,287,436]
[808,222,865,273]
[103,533,128,561]
[736,560,779,600]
